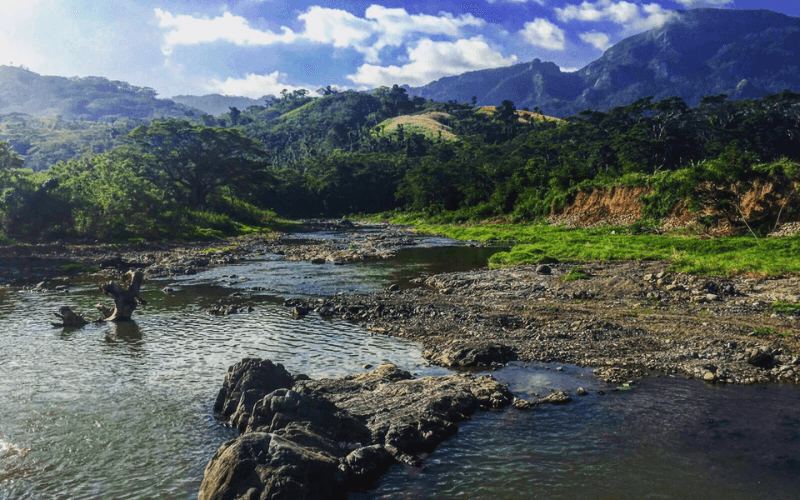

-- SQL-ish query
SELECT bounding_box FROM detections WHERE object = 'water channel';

[1,232,798,499]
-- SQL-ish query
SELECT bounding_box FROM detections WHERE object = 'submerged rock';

[200,359,513,500]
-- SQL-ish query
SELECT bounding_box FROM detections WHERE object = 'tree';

[126,120,268,210]
[0,140,23,170]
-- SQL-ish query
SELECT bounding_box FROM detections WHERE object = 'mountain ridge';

[408,8,800,116]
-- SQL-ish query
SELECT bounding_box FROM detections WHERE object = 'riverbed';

[1,229,798,499]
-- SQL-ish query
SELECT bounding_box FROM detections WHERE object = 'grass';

[563,267,590,281]
[772,302,800,314]
[393,219,800,277]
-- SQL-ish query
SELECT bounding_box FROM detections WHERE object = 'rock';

[577,387,589,396]
[387,284,400,292]
[201,360,513,500]
[703,371,717,382]
[513,397,536,410]
[292,306,309,318]
[535,265,551,275]
[665,284,684,292]
[213,358,297,424]
[538,391,572,405]
[423,343,518,368]
[644,274,654,281]
[706,294,719,302]
[362,364,373,369]
[311,258,326,265]
[746,348,775,369]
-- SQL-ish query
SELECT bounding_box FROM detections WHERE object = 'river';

[0,232,798,499]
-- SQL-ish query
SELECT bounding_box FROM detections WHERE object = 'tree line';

[1,87,799,242]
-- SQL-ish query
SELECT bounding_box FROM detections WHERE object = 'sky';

[1,0,798,99]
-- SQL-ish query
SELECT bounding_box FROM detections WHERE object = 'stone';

[423,342,518,368]
[538,391,572,405]
[201,360,513,500]
[291,306,309,318]
[311,258,326,265]
[577,387,589,396]
[746,348,775,369]
[535,265,551,275]
[513,397,536,410]
[703,371,717,382]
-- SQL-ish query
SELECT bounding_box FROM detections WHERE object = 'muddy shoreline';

[5,221,799,387]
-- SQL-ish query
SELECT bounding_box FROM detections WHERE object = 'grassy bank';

[390,217,800,276]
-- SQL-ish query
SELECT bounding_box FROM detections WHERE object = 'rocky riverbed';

[287,260,800,386]
[0,221,421,286]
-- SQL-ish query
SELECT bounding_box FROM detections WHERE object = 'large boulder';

[213,358,303,431]
[200,360,513,500]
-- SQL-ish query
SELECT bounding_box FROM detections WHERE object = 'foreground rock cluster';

[200,358,512,500]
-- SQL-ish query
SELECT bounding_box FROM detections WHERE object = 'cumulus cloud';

[520,18,566,51]
[555,0,675,33]
[579,31,612,50]
[299,5,484,63]
[209,72,315,98]
[156,6,484,63]
[348,37,517,88]
[155,9,297,55]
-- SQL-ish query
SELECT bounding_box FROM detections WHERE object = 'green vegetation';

[772,302,800,314]
[398,222,800,276]
[563,267,590,281]
[1,86,800,249]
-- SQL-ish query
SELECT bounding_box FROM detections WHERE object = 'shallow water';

[1,236,799,500]
[355,363,800,500]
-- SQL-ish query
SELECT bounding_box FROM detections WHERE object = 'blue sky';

[1,1,797,98]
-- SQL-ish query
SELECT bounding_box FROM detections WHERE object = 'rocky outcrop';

[200,360,513,500]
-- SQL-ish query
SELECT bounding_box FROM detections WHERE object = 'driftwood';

[52,271,147,327]
[52,306,89,327]
[99,270,147,321]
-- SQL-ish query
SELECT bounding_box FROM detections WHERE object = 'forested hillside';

[1,85,798,243]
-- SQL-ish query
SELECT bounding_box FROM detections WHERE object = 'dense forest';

[1,86,799,243]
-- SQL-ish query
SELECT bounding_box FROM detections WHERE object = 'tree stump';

[99,270,147,321]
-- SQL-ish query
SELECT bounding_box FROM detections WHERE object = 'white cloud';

[672,0,733,6]
[298,5,484,63]
[520,19,566,51]
[156,6,485,64]
[155,9,297,55]
[348,37,517,88]
[555,1,675,33]
[579,31,612,50]
[209,72,315,98]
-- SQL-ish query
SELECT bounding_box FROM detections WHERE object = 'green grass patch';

[772,302,800,314]
[397,220,800,277]
[59,263,99,273]
[563,267,590,281]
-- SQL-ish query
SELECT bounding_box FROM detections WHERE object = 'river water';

[1,234,798,499]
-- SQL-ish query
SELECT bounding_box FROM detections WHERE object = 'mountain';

[0,66,197,121]
[409,9,800,116]
[170,94,272,116]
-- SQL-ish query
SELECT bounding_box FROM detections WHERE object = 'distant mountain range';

[0,8,798,122]
[170,94,271,116]
[408,8,800,116]
[0,66,197,121]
